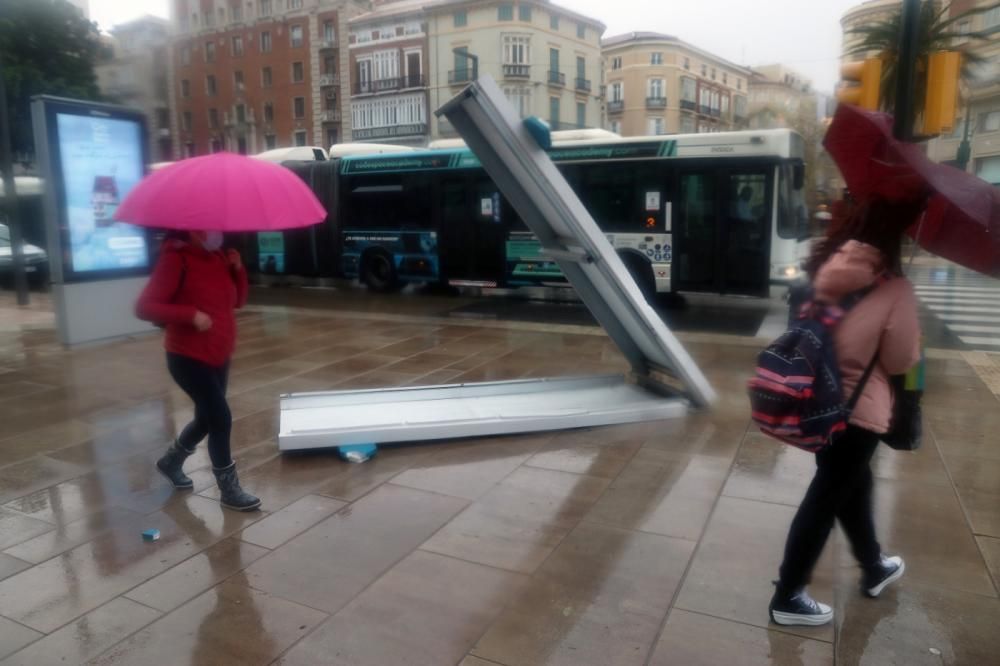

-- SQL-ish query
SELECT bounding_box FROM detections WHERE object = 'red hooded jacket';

[135,240,248,367]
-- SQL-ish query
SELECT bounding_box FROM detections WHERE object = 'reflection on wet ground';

[0,288,997,664]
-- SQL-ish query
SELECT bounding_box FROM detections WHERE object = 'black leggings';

[778,426,882,591]
[167,353,233,469]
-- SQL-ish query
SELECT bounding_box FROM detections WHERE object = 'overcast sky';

[89,0,863,93]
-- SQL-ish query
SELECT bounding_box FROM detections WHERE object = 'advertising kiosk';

[32,96,154,345]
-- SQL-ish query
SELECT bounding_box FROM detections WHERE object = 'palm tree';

[846,1,999,127]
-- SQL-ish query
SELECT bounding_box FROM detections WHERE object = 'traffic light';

[837,58,883,110]
[923,51,961,135]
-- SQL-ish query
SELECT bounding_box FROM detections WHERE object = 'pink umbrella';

[114,152,327,231]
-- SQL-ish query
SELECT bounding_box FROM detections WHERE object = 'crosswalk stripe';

[947,324,1000,334]
[938,313,1000,323]
[927,304,1000,314]
[958,335,1000,347]
[918,296,1000,305]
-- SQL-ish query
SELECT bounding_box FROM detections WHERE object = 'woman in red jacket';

[136,230,260,511]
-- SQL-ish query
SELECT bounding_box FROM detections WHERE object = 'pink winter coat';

[814,240,921,434]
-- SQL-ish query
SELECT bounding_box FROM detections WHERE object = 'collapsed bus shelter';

[278,76,716,456]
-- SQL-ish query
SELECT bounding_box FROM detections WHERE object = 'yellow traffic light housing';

[923,51,961,135]
[837,58,883,110]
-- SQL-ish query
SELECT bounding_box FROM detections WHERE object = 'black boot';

[212,462,261,512]
[156,440,195,489]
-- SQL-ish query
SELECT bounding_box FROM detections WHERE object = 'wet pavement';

[0,284,998,665]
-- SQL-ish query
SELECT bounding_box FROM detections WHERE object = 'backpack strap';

[846,351,880,413]
[798,271,894,327]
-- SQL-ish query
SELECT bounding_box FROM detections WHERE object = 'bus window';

[344,173,433,230]
[778,163,808,240]
[574,164,634,231]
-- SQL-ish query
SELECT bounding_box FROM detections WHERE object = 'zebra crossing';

[909,264,1000,352]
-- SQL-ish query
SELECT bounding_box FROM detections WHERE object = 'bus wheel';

[622,255,656,303]
[361,252,400,292]
[659,291,688,310]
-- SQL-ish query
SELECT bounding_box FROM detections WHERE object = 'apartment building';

[601,32,750,137]
[169,0,368,157]
[96,16,174,161]
[348,1,430,144]
[426,0,606,139]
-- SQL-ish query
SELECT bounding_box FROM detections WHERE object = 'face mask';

[201,231,224,251]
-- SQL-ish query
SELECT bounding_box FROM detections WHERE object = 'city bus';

[333,128,808,299]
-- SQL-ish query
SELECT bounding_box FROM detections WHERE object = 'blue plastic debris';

[338,443,377,463]
[142,529,160,542]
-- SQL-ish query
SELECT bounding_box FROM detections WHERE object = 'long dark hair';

[805,196,926,278]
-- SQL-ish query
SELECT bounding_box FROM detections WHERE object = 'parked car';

[0,223,48,286]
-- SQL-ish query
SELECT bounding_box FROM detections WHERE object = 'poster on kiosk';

[32,96,154,346]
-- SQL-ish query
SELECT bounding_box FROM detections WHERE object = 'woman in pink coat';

[769,197,923,627]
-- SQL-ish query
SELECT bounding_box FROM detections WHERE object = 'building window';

[288,0,302,8]
[290,25,304,48]
[260,31,272,53]
[262,66,272,87]
[265,134,276,149]
[231,4,242,22]
[680,115,695,133]
[576,102,586,128]
[683,57,690,70]
[502,35,530,65]
[550,14,559,30]
[294,130,307,146]
[611,56,622,71]
[180,46,191,66]
[234,70,244,90]
[324,55,336,75]
[182,111,192,131]
[737,79,742,90]
[576,55,586,81]
[327,128,339,147]
[454,11,467,27]
[651,52,663,65]
[206,75,217,96]
[294,97,305,119]
[701,64,707,76]
[503,85,532,118]
[205,42,215,63]
[647,117,664,135]
[519,4,532,21]
[549,96,560,129]
[498,4,513,21]
[259,0,272,16]
[610,81,623,102]
[208,108,219,129]
[576,23,585,39]
[711,67,716,80]
[734,95,747,118]
[292,61,305,83]
[985,7,1000,28]
[981,111,1000,132]
[190,13,197,29]
[648,78,664,99]
[323,21,335,43]
[610,119,621,134]
[232,35,243,57]
[181,79,190,97]
[263,102,274,123]
[721,94,730,115]
[205,8,215,27]
[681,76,696,104]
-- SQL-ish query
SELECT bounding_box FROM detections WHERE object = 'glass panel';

[677,173,717,289]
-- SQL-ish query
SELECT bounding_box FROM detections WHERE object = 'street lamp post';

[0,53,30,306]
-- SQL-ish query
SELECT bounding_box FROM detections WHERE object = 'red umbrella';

[824,103,1000,277]
[115,152,326,231]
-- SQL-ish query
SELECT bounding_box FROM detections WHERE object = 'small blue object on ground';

[338,443,377,463]
[142,529,160,542]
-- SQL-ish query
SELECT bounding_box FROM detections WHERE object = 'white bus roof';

[428,128,622,151]
[0,176,43,198]
[327,143,418,158]
[253,146,329,163]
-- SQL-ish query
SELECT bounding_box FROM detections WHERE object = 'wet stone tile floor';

[0,289,998,665]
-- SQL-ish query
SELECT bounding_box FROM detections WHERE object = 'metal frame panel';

[436,76,716,407]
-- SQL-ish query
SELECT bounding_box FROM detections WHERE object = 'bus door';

[674,169,770,297]
[437,175,506,286]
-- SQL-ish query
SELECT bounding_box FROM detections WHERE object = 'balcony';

[223,108,256,127]
[319,74,340,87]
[448,70,473,85]
[502,64,530,78]
[607,100,624,114]
[320,38,336,50]
[322,110,341,122]
[646,97,667,109]
[680,99,696,111]
[699,104,712,115]
[353,76,425,95]
[547,71,566,87]
[352,122,428,141]
[575,78,592,92]
[711,108,722,118]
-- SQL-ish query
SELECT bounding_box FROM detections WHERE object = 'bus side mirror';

[793,163,805,190]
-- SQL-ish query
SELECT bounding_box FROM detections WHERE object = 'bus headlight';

[783,265,800,278]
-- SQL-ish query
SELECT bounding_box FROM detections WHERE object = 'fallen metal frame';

[279,75,715,454]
